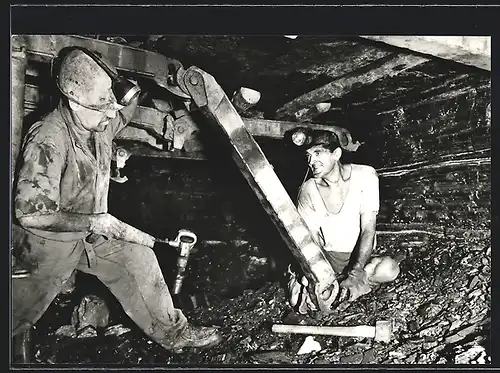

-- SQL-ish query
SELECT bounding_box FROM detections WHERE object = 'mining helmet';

[57,47,141,111]
[290,127,340,150]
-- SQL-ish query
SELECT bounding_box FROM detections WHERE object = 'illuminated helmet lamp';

[290,127,342,151]
[291,127,312,147]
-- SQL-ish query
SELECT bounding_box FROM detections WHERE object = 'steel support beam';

[24,82,361,157]
[11,34,170,78]
[182,67,339,313]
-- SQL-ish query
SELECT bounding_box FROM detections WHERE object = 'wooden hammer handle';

[272,324,376,339]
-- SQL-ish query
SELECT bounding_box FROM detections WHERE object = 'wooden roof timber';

[359,36,491,72]
[274,53,429,121]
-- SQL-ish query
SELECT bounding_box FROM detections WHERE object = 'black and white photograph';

[10,5,492,368]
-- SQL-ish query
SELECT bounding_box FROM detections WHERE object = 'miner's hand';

[90,213,155,248]
[338,267,371,302]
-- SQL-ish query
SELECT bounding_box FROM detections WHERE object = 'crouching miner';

[287,129,401,314]
[11,47,222,359]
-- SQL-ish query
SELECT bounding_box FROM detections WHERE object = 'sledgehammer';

[271,320,392,343]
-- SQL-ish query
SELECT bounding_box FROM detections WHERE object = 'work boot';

[170,325,223,353]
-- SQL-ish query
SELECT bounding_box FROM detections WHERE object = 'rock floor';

[17,231,491,366]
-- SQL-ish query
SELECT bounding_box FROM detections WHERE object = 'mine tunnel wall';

[371,84,491,233]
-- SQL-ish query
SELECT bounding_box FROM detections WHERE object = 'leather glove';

[286,266,318,314]
[286,266,301,308]
[338,267,373,302]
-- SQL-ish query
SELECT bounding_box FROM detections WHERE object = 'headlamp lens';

[292,129,307,146]
[113,76,141,106]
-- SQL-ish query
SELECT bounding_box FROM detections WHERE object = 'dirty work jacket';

[14,100,133,241]
[12,102,190,344]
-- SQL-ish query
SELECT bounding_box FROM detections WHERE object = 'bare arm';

[352,166,379,271]
[352,211,377,271]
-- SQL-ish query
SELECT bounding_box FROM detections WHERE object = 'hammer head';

[374,320,392,343]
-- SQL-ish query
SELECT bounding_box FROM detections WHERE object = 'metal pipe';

[11,46,27,185]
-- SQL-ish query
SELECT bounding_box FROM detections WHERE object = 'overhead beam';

[274,53,428,121]
[114,141,209,161]
[12,34,170,79]
[359,36,491,71]
[243,118,360,150]
[294,102,332,122]
[115,117,361,160]
[24,87,360,161]
[24,80,360,155]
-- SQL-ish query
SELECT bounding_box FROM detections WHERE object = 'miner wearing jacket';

[12,47,222,353]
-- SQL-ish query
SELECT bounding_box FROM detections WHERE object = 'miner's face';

[306,145,337,179]
[76,105,121,132]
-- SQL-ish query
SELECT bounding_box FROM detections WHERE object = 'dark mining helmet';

[289,127,341,151]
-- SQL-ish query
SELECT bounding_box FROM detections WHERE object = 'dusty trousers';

[11,225,188,350]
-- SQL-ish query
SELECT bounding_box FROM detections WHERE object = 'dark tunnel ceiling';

[94,35,491,127]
